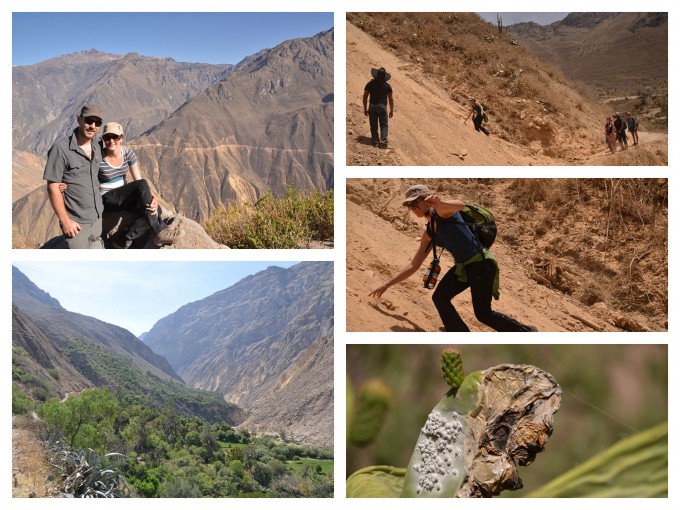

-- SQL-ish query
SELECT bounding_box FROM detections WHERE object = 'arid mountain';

[13,266,180,381]
[13,50,232,156]
[129,29,334,222]
[346,179,667,333]
[13,305,93,394]
[346,13,667,165]
[12,267,243,423]
[508,13,668,93]
[143,262,334,445]
[12,150,44,202]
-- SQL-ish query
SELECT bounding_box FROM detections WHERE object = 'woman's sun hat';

[402,184,431,206]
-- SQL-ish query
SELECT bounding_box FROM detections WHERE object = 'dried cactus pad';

[402,364,561,498]
[458,364,562,497]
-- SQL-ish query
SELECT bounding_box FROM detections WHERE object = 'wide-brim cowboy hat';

[371,67,391,81]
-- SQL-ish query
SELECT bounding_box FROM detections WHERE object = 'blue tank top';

[429,211,483,263]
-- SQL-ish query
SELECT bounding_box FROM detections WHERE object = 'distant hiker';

[464,98,490,136]
[43,105,105,248]
[59,122,184,248]
[626,112,639,146]
[605,117,617,153]
[613,113,628,150]
[363,67,394,148]
[369,184,537,332]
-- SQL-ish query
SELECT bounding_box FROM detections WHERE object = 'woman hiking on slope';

[369,185,537,332]
[464,97,490,136]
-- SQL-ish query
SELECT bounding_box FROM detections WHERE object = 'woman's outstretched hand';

[369,284,389,299]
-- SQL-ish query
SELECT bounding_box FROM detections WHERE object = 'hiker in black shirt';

[363,67,394,148]
[464,98,490,136]
[613,114,628,150]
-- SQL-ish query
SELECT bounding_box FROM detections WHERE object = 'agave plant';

[49,443,132,498]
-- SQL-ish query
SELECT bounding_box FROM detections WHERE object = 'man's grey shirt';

[43,129,104,223]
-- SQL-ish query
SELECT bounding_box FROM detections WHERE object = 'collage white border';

[2,0,676,508]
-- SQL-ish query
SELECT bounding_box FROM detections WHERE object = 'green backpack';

[427,204,497,250]
[460,203,496,248]
[480,103,489,123]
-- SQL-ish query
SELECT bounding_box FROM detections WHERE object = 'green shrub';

[12,384,33,415]
[205,185,334,248]
[32,386,51,402]
[47,368,61,380]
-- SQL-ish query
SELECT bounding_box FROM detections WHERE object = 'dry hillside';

[346,13,667,165]
[509,12,668,133]
[347,178,667,332]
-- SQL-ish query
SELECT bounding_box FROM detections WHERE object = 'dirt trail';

[346,179,661,333]
[346,21,667,166]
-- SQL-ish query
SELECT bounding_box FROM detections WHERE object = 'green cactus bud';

[349,378,392,447]
[440,348,464,394]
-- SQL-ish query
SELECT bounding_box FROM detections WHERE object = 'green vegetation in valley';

[205,184,334,248]
[30,389,333,498]
[62,338,241,423]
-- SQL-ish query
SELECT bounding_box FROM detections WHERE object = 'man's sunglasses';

[83,117,103,127]
[103,135,121,142]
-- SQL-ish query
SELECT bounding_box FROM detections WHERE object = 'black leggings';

[432,259,532,332]
[473,115,490,136]
[102,179,166,244]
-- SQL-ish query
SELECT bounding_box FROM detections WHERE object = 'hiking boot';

[154,227,185,246]
[527,325,538,332]
[379,140,388,148]
[372,140,380,147]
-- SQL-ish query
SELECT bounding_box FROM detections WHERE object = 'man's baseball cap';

[80,104,103,119]
[102,122,124,137]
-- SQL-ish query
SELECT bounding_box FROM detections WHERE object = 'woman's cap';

[371,67,391,81]
[102,122,124,137]
[403,184,431,206]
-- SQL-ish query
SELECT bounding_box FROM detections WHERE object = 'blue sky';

[477,13,569,26]
[12,12,333,66]
[14,261,299,336]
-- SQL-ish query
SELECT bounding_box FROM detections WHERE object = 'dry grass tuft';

[12,415,56,497]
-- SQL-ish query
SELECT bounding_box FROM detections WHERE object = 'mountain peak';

[12,266,62,311]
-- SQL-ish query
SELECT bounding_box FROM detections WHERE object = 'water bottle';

[423,258,441,289]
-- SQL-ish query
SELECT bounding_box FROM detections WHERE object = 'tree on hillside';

[38,388,119,450]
